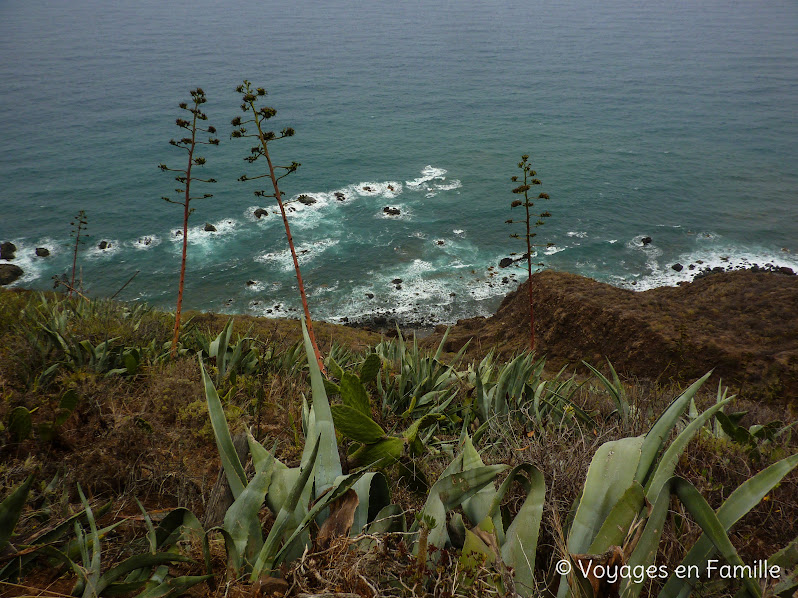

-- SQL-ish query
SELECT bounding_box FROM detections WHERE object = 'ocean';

[1,0,797,325]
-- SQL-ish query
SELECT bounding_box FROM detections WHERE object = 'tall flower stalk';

[507,154,552,351]
[231,80,325,374]
[68,210,88,298]
[159,88,218,357]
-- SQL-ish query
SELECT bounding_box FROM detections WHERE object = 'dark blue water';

[1,0,796,324]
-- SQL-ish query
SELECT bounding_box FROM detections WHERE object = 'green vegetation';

[1,291,796,597]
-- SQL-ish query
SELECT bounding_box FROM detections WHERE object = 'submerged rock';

[383,206,400,216]
[641,236,653,246]
[334,192,346,201]
[0,264,23,285]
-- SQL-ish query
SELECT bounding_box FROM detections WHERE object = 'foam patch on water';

[406,165,447,189]
[254,238,339,271]
[567,231,588,238]
[86,240,122,259]
[544,245,566,255]
[170,219,241,252]
[129,235,161,250]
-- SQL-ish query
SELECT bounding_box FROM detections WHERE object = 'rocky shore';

[422,268,798,403]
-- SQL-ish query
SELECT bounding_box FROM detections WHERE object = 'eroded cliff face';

[425,269,798,403]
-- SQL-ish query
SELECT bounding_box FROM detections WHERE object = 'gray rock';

[297,194,316,205]
[204,223,217,232]
[499,257,513,268]
[254,208,269,219]
[641,236,653,246]
[35,247,50,257]
[383,206,400,216]
[671,263,683,272]
[97,240,111,250]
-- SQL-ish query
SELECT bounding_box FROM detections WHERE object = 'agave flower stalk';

[68,210,88,298]
[159,88,219,357]
[232,80,324,374]
[507,154,552,351]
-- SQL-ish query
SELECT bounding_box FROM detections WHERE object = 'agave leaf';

[199,355,247,499]
[252,434,320,579]
[365,504,405,535]
[500,465,546,597]
[338,471,390,536]
[92,553,193,597]
[568,436,644,555]
[671,477,762,598]
[618,478,673,598]
[300,319,342,498]
[660,452,798,598]
[0,475,34,552]
[460,436,494,527]
[360,353,382,384]
[154,507,204,551]
[646,396,733,501]
[330,404,386,444]
[350,437,405,468]
[636,372,711,486]
[421,464,509,550]
[582,359,630,422]
[587,482,645,553]
[223,470,272,572]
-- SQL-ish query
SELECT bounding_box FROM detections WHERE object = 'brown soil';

[424,269,798,405]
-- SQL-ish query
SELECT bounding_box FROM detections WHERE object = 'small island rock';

[641,236,653,246]
[671,263,684,272]
[204,223,217,232]
[499,257,513,268]
[98,241,111,250]
[383,206,400,216]
[35,247,50,257]
[297,194,316,205]
[254,208,269,219]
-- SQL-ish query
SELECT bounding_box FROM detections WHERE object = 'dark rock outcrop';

[0,264,23,285]
[254,208,269,219]
[98,241,111,250]
[1,242,17,260]
[35,247,50,257]
[641,236,653,246]
[383,207,400,216]
[297,195,316,205]
[672,263,683,272]
[204,223,217,232]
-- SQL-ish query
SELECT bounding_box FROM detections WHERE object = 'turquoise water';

[1,0,797,324]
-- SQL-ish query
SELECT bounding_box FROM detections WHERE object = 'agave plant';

[0,478,209,595]
[195,318,260,386]
[556,373,798,598]
[373,327,466,418]
[199,319,390,580]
